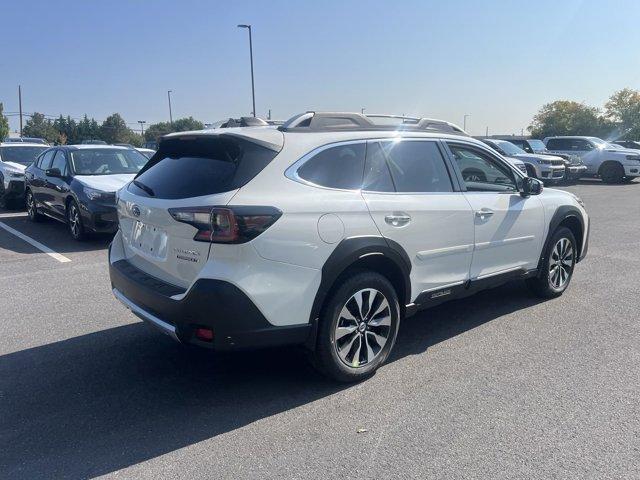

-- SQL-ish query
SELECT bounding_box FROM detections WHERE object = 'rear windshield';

[70,148,147,175]
[0,146,48,166]
[129,135,279,199]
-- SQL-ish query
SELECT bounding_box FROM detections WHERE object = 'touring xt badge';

[173,247,200,263]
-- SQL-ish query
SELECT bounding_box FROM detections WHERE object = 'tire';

[462,169,487,183]
[526,226,577,298]
[25,189,43,222]
[600,162,625,184]
[313,271,401,382]
[67,199,87,241]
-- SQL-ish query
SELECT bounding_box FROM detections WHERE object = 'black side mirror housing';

[45,168,62,178]
[520,176,543,197]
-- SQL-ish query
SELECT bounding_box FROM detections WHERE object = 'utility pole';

[18,85,23,137]
[268,109,271,120]
[361,107,365,114]
[167,90,173,125]
[138,120,146,137]
[486,126,489,137]
[237,24,256,117]
[463,114,470,132]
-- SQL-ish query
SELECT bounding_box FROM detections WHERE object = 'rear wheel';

[600,162,625,184]
[313,271,400,382]
[67,199,87,241]
[526,226,577,298]
[26,190,43,222]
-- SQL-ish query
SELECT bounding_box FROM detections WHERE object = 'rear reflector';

[195,327,214,342]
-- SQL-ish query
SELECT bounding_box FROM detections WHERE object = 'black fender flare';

[305,236,412,348]
[537,206,586,271]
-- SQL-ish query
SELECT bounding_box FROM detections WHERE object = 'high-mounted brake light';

[168,206,282,243]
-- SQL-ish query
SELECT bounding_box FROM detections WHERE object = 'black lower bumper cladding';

[109,259,310,350]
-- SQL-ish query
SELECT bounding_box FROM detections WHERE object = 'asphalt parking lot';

[1,180,638,479]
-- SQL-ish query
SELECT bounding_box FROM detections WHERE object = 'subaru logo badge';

[131,204,141,217]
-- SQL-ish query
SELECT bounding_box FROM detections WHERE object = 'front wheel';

[313,271,401,382]
[526,226,577,298]
[67,199,87,241]
[26,190,43,222]
[600,163,625,184]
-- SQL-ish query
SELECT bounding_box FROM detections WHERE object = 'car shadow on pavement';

[0,214,111,255]
[1,282,545,479]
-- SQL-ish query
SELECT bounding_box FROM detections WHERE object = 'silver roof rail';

[279,111,468,135]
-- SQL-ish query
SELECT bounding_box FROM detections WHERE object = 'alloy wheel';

[549,237,574,289]
[333,288,391,368]
[26,192,35,219]
[69,204,80,237]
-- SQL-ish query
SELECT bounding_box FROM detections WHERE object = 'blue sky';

[2,0,640,135]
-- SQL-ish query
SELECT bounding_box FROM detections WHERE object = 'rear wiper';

[133,180,155,197]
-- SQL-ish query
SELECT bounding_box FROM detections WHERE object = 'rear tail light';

[168,206,282,243]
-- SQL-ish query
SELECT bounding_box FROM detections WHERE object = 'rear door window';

[39,150,56,170]
[377,140,453,193]
[130,136,280,199]
[546,138,570,150]
[296,143,365,190]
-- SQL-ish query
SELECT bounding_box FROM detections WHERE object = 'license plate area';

[130,221,168,259]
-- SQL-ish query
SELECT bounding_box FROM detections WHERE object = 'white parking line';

[0,212,28,219]
[0,221,71,263]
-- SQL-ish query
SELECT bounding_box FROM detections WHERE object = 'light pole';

[237,24,256,117]
[463,114,470,132]
[138,120,146,137]
[167,90,173,125]
[18,85,23,137]
[361,108,365,114]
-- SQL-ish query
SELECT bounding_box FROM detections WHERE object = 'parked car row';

[482,135,640,184]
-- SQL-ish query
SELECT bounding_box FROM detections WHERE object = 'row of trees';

[0,108,203,147]
[528,88,640,140]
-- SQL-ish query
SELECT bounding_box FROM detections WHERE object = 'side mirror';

[45,168,62,178]
[520,176,543,197]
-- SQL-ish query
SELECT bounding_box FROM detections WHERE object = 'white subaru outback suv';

[109,112,589,382]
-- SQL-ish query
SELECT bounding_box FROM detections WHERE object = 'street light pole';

[361,108,365,114]
[238,24,256,117]
[167,90,173,125]
[138,120,146,137]
[18,85,23,137]
[463,114,470,132]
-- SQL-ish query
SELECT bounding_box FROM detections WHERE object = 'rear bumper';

[565,165,587,180]
[109,256,311,350]
[2,179,25,200]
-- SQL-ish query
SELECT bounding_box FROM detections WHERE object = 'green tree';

[0,103,9,140]
[100,113,136,144]
[76,115,101,143]
[144,117,204,141]
[22,112,58,143]
[528,101,613,138]
[52,115,79,145]
[604,88,640,139]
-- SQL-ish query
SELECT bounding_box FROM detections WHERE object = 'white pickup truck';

[544,136,640,183]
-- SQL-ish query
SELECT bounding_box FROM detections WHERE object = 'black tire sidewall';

[67,200,85,240]
[601,163,624,183]
[544,227,577,294]
[316,271,400,382]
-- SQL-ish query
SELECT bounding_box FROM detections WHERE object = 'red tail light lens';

[168,206,281,243]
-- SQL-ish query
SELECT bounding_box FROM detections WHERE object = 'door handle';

[385,213,411,227]
[475,209,494,219]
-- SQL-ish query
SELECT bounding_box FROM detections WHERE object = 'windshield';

[527,139,547,152]
[492,140,527,155]
[0,146,48,166]
[70,148,148,175]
